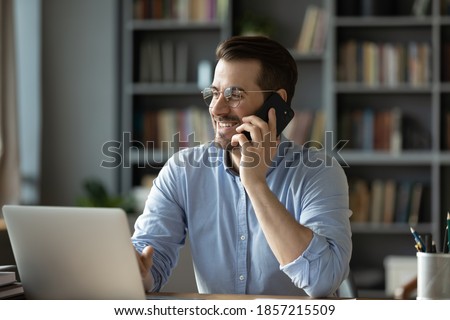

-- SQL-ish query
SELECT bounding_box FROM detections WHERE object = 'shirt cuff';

[280,233,328,288]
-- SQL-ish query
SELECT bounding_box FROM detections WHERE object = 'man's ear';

[276,89,288,102]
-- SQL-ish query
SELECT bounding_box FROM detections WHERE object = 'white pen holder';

[417,252,450,300]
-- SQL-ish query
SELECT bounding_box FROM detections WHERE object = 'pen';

[447,212,450,252]
[410,227,426,252]
[443,226,448,254]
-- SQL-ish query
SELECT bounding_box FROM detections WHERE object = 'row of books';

[134,106,213,150]
[337,0,429,16]
[134,108,325,152]
[133,0,228,22]
[139,39,189,83]
[339,107,431,151]
[349,178,424,225]
[283,110,325,147]
[133,106,432,153]
[337,40,431,86]
[0,271,23,299]
[295,5,328,54]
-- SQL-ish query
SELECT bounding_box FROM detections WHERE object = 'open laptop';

[2,205,146,299]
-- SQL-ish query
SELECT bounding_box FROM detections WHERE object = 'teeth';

[218,122,235,128]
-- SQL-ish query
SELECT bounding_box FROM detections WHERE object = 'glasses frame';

[201,86,277,108]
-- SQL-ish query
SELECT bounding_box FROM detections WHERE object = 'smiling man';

[132,36,352,298]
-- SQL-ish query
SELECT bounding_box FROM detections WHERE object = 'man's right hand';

[135,245,154,291]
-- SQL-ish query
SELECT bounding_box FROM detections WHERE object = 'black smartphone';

[243,92,295,140]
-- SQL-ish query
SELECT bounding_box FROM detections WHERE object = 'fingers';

[267,108,277,136]
[233,109,277,146]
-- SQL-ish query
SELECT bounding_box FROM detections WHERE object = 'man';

[132,36,352,297]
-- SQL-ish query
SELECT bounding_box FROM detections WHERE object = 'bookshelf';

[332,0,450,297]
[234,0,332,147]
[119,0,232,192]
[118,0,449,297]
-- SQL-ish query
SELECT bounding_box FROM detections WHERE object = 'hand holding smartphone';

[243,93,295,140]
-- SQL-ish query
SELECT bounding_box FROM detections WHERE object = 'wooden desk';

[0,218,6,231]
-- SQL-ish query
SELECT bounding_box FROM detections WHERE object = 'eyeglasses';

[201,86,276,108]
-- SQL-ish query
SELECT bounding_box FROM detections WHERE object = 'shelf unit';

[331,0,450,297]
[119,0,233,192]
[234,0,333,152]
[118,0,450,298]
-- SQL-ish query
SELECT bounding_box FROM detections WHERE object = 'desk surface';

[147,292,332,300]
[0,219,6,231]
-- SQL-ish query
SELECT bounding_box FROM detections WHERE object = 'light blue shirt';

[132,137,352,297]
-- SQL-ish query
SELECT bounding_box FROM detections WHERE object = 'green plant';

[76,179,136,214]
[237,13,275,37]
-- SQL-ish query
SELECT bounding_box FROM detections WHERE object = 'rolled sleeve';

[281,231,348,297]
[281,233,326,288]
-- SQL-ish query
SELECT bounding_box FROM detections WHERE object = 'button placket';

[235,179,248,294]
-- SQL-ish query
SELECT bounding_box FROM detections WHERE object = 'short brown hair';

[216,36,298,105]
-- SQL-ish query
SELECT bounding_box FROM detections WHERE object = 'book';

[370,179,384,223]
[362,108,374,151]
[382,43,397,86]
[390,107,402,154]
[311,8,328,54]
[309,111,325,147]
[408,182,423,225]
[412,0,430,16]
[190,0,208,22]
[296,5,320,53]
[162,40,175,83]
[383,179,397,223]
[349,179,371,223]
[139,39,152,82]
[150,40,162,83]
[143,110,159,148]
[0,272,16,286]
[338,40,358,82]
[0,282,24,299]
[350,110,363,149]
[394,182,412,223]
[175,42,188,83]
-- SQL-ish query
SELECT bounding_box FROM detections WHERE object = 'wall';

[15,0,41,204]
[38,0,196,292]
[40,0,119,205]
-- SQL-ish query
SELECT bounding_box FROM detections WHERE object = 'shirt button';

[240,235,246,241]
[239,275,245,281]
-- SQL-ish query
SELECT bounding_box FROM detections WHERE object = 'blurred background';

[2,0,449,299]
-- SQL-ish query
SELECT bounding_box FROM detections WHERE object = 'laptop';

[2,205,146,299]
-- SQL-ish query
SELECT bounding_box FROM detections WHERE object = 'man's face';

[209,59,265,150]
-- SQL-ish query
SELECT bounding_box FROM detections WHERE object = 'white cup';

[417,252,450,300]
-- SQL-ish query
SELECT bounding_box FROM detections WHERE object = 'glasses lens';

[202,87,241,108]
[224,87,241,108]
[202,88,214,106]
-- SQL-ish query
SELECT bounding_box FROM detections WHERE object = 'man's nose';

[209,95,230,114]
